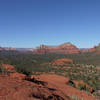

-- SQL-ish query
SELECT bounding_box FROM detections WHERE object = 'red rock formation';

[1,64,26,80]
[34,74,96,100]
[0,64,72,100]
[80,43,100,54]
[0,64,96,100]
[54,42,80,54]
[0,74,72,100]
[51,58,73,65]
[89,43,100,55]
[2,64,16,73]
[89,46,97,52]
[34,45,52,54]
[34,42,80,54]
[9,72,26,80]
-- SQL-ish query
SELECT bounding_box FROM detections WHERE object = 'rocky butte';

[34,42,80,54]
[90,43,100,52]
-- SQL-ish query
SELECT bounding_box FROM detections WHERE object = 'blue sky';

[0,0,100,48]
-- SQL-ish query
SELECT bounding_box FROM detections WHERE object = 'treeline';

[0,50,100,75]
[0,51,100,66]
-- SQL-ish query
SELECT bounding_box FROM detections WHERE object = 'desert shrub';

[78,84,89,92]
[15,66,31,76]
[0,65,2,73]
[67,80,76,88]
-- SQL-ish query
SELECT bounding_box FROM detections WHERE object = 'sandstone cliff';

[34,42,80,54]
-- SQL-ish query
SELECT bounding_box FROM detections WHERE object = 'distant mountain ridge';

[0,47,34,52]
[1,42,100,54]
[34,42,80,54]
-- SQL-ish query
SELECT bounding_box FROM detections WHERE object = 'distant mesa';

[34,42,80,54]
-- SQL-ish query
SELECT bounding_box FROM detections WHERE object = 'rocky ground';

[0,64,97,100]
